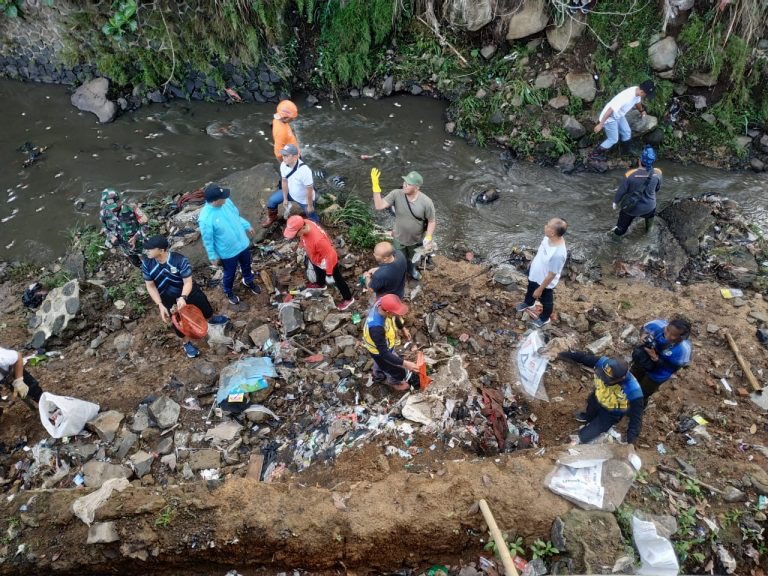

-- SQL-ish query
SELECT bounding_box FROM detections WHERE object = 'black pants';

[578,392,623,443]
[311,262,352,301]
[614,208,655,236]
[370,353,407,383]
[523,280,554,322]
[161,284,213,339]
[4,370,43,403]
[630,362,663,406]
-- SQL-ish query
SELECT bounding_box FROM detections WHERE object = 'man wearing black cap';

[557,351,645,445]
[198,183,261,305]
[142,235,224,358]
[590,80,656,161]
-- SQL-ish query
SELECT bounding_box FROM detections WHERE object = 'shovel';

[724,331,768,408]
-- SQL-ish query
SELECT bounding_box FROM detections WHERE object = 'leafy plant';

[102,0,138,37]
[683,478,702,498]
[155,505,174,528]
[483,533,525,559]
[107,276,148,315]
[68,225,107,274]
[0,0,22,18]
[530,539,559,559]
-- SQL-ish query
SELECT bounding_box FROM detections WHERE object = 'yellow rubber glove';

[370,167,382,194]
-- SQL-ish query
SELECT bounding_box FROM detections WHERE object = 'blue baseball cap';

[596,358,628,383]
[641,144,656,168]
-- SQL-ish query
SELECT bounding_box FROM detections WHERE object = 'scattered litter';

[656,443,667,455]
[632,511,679,576]
[385,445,412,459]
[200,469,220,481]
[515,330,549,401]
[72,477,130,525]
[720,287,743,299]
[39,393,100,439]
[720,378,733,393]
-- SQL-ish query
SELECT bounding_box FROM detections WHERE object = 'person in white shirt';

[0,346,43,408]
[515,218,568,328]
[590,80,656,161]
[261,143,318,226]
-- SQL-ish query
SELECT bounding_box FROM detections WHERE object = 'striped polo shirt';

[141,252,192,299]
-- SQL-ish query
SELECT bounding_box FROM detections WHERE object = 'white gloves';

[612,202,617,210]
[12,378,29,399]
[325,275,336,285]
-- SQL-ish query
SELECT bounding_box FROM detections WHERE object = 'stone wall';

[0,0,286,104]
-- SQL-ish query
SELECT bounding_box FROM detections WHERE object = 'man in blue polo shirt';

[142,235,223,359]
[631,316,693,405]
[558,351,644,445]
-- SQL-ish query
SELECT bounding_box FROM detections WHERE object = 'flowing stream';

[1,79,766,265]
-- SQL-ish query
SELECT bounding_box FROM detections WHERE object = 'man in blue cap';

[198,183,261,305]
[611,144,662,236]
[557,351,645,445]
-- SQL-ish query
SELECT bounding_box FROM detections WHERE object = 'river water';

[1,79,766,264]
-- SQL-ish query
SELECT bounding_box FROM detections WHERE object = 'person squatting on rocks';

[558,352,644,445]
[0,345,43,409]
[283,215,355,311]
[142,235,225,359]
[362,294,417,391]
[364,241,408,299]
[272,99,299,162]
[631,316,693,406]
[590,80,656,161]
[262,144,318,228]
[370,167,436,281]
[99,188,148,268]
[612,145,662,236]
[515,218,568,328]
[198,183,261,305]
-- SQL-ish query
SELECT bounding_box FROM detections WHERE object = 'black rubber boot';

[588,146,608,161]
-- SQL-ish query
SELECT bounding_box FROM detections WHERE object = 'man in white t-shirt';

[590,80,656,161]
[261,143,318,226]
[0,346,43,409]
[515,218,568,328]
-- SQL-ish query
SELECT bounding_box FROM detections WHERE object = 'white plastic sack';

[515,330,549,400]
[72,477,130,525]
[38,392,100,439]
[632,512,680,575]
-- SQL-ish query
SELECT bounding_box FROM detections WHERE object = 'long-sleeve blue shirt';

[198,199,252,261]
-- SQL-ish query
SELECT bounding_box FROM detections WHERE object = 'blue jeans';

[600,116,631,149]
[266,190,319,224]
[221,248,254,296]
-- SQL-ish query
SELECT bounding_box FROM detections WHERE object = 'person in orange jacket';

[283,215,355,311]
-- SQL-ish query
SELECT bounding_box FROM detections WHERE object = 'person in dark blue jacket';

[631,316,692,405]
[558,352,644,445]
[611,145,661,236]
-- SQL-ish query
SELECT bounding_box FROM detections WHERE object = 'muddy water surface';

[1,79,766,263]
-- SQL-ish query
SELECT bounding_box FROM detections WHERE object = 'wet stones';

[562,115,586,139]
[71,78,117,123]
[148,396,180,429]
[29,279,80,348]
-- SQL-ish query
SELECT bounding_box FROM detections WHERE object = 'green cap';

[402,171,423,186]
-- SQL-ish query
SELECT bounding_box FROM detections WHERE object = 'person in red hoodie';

[283,215,355,311]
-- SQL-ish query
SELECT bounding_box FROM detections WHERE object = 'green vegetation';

[101,0,138,37]
[155,505,174,528]
[529,539,560,560]
[107,276,148,315]
[326,196,387,249]
[0,0,22,18]
[483,533,525,559]
[68,225,107,274]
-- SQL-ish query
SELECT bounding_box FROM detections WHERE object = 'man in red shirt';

[283,215,355,311]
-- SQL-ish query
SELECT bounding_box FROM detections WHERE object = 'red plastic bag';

[172,304,208,339]
[417,352,433,390]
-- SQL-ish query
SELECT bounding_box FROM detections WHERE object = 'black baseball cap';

[204,183,231,202]
[639,80,656,100]
[144,235,169,250]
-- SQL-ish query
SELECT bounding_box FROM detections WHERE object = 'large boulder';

[565,72,596,102]
[505,0,549,41]
[648,36,678,71]
[445,0,493,31]
[546,15,587,52]
[71,78,117,124]
[625,109,658,135]
[29,279,80,348]
[557,509,624,573]
[562,115,586,139]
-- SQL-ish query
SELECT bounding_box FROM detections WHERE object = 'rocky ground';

[0,164,766,575]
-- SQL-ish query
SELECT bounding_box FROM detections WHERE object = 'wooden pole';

[478,499,520,576]
[724,331,763,391]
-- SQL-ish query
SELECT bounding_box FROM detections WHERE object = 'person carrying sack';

[611,144,662,237]
[0,346,44,413]
[370,167,436,281]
